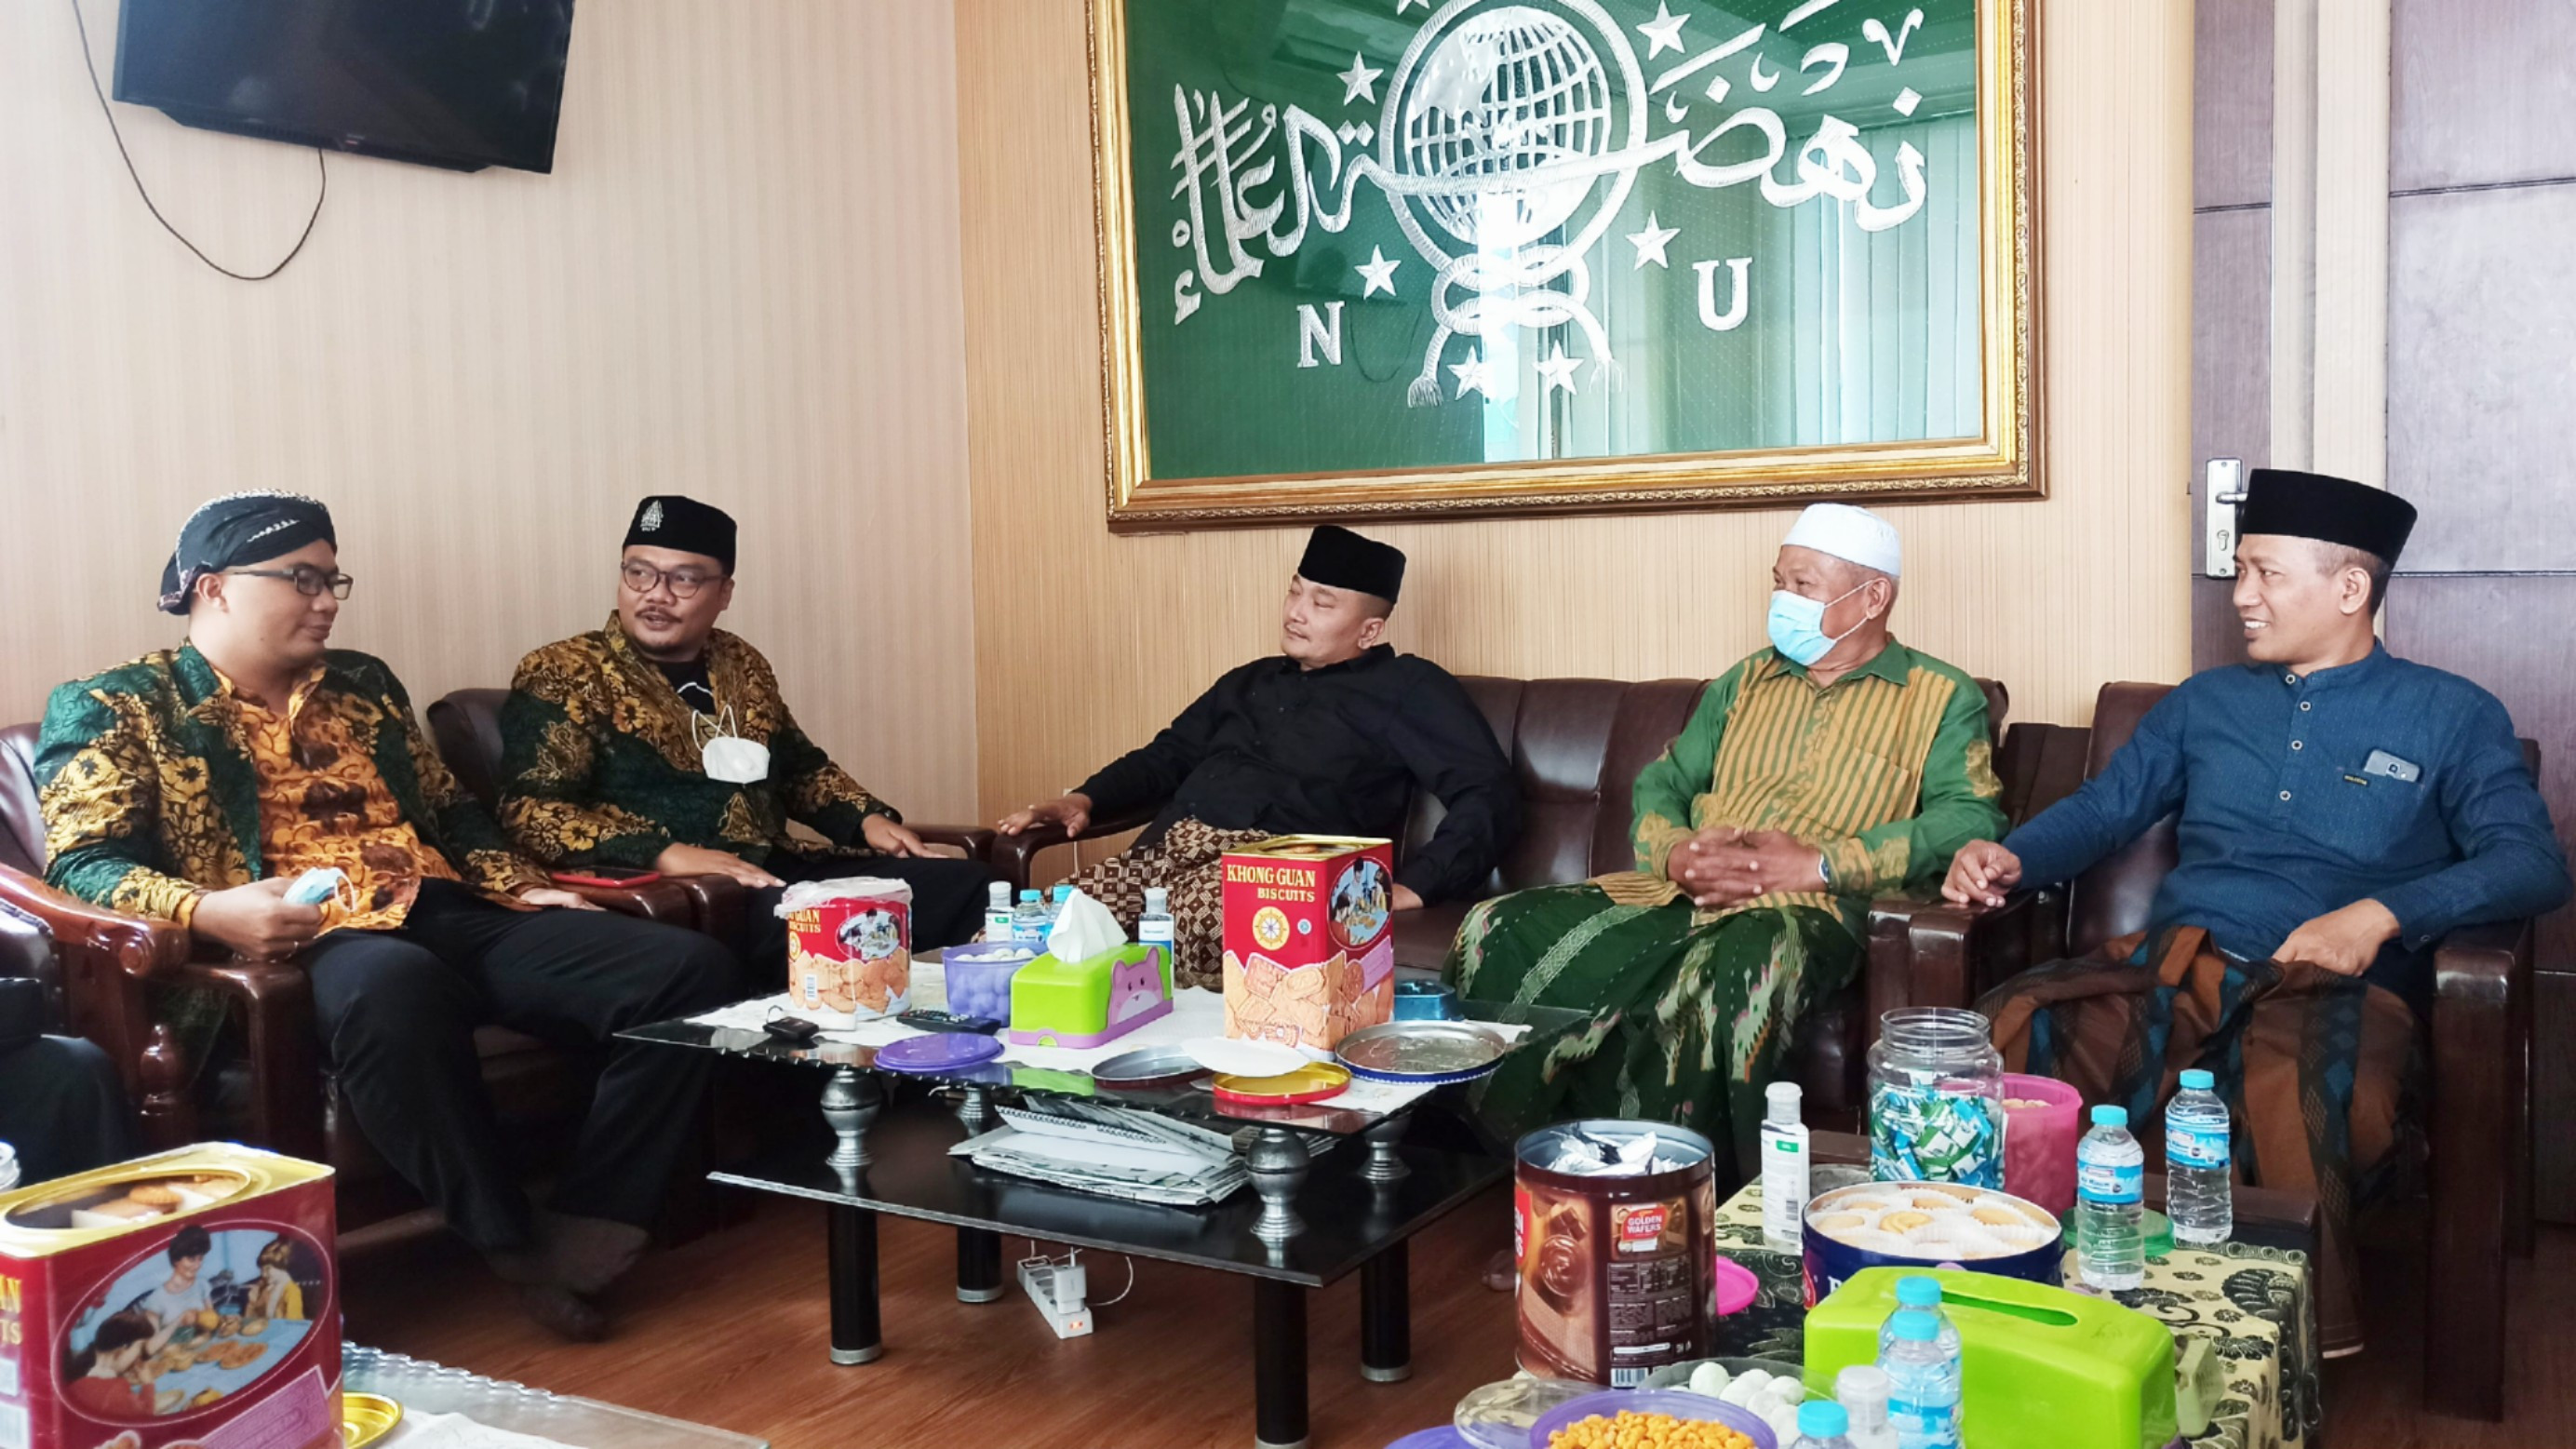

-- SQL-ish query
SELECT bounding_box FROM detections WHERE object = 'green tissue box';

[1003,943,1172,1049]
[1805,1267,2177,1449]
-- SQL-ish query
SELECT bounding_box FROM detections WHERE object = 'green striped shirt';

[1608,642,2005,925]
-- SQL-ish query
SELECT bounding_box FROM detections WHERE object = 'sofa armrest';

[1392,900,1472,978]
[1864,892,2040,1022]
[906,825,998,861]
[0,865,193,978]
[2423,915,2534,1418]
[987,806,1160,892]
[565,877,701,925]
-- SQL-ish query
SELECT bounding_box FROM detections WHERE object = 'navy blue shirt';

[2006,646,2569,1009]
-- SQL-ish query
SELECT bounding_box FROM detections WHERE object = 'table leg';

[1360,1115,1410,1184]
[821,1066,881,1171]
[1253,1277,1309,1449]
[958,1227,1006,1304]
[1360,1241,1411,1383]
[1248,1128,1311,1243]
[827,1201,882,1365]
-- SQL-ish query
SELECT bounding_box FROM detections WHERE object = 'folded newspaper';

[949,1100,1330,1208]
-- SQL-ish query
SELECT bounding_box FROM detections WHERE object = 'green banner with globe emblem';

[1097,0,2036,525]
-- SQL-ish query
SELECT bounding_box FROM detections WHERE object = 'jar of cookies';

[1867,1007,2006,1187]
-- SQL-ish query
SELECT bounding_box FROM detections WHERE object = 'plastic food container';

[1867,1007,2006,1187]
[943,943,1038,1022]
[1527,1389,1778,1449]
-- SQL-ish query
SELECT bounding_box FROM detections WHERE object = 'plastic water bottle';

[1834,1365,1899,1449]
[2165,1068,2234,1245]
[1791,1401,1858,1449]
[982,882,1015,943]
[2077,1104,2147,1290]
[1012,889,1049,945]
[1138,887,1175,967]
[1047,885,1074,924]
[1877,1276,1961,1363]
[1762,1080,1811,1250]
[1877,1309,1962,1449]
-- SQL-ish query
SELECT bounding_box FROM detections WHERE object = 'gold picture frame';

[1091,0,2043,530]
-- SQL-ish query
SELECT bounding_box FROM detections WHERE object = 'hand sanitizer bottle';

[983,881,1015,944]
[1762,1080,1810,1250]
[1138,887,1175,969]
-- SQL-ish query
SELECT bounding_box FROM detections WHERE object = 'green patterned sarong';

[1444,883,1858,1179]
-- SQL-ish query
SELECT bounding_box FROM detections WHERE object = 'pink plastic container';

[1713,1254,1761,1316]
[2001,1072,2084,1214]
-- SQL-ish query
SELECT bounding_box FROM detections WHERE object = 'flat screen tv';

[113,0,577,174]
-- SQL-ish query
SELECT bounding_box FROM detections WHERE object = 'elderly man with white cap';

[1447,503,2004,1171]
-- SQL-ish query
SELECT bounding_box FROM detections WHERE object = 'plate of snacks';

[1529,1389,1776,1449]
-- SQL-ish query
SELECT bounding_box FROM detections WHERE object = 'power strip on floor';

[1018,1253,1093,1338]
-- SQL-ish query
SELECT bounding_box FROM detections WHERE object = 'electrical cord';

[1019,1241,1138,1309]
[70,0,328,281]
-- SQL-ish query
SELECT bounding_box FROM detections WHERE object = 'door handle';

[2204,459,2247,578]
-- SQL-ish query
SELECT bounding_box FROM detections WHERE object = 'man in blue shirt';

[1946,469,2568,1355]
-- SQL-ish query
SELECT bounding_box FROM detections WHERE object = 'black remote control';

[897,1009,1003,1035]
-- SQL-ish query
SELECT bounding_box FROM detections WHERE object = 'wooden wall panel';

[0,2,979,820]
[955,0,2196,825]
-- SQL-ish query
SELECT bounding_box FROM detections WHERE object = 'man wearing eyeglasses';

[494,495,995,970]
[33,492,736,1341]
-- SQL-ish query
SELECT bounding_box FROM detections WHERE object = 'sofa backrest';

[427,689,512,811]
[1,723,44,878]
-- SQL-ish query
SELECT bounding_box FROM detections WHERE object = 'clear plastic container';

[1138,886,1175,966]
[1876,1277,1960,1363]
[2165,1068,2234,1245]
[2077,1105,2147,1289]
[1867,1008,2006,1187]
[1012,889,1048,945]
[1792,1400,1857,1449]
[1834,1364,1898,1449]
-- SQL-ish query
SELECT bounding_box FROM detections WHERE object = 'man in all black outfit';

[997,526,1519,986]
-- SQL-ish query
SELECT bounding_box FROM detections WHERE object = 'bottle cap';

[1833,1364,1890,1418]
[2179,1068,2214,1091]
[1764,1080,1802,1123]
[1144,887,1169,908]
[1889,1308,1939,1342]
[2091,1104,2128,1127]
[1019,889,1041,902]
[1894,1275,1942,1308]
[1797,1402,1850,1438]
[988,882,1011,903]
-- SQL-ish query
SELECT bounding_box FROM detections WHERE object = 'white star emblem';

[1354,246,1402,298]
[1398,0,1431,12]
[1637,2,1691,60]
[1337,52,1384,106]
[1536,345,1582,398]
[1449,351,1493,398]
[1626,212,1682,270]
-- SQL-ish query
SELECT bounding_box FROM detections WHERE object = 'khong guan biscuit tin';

[1220,835,1397,1052]
[0,1144,339,1449]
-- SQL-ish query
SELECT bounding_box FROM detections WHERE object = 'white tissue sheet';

[1044,887,1127,961]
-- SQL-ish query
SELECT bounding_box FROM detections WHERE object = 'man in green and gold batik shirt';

[497,496,996,969]
[1446,504,2005,1175]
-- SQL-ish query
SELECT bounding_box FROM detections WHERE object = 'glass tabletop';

[621,994,1587,1140]
[342,1344,767,1447]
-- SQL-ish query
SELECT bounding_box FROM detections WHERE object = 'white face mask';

[692,706,771,785]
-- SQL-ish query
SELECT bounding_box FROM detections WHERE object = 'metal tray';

[1089,1046,1213,1088]
[1334,1022,1507,1083]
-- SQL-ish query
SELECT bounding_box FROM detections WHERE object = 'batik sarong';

[1051,818,1269,990]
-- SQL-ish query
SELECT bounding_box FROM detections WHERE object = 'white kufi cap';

[1781,503,1902,578]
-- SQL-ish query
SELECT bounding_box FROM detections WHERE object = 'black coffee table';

[623,1000,1582,1449]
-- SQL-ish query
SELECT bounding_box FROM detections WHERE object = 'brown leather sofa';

[1904,681,2538,1421]
[426,688,998,955]
[996,673,2008,1124]
[0,718,704,1232]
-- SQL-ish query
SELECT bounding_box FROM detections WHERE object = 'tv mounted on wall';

[113,0,578,174]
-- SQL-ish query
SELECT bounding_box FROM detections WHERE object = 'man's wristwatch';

[1817,852,1833,889]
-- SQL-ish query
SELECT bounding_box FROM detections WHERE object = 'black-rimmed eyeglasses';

[621,560,720,598]
[224,567,354,600]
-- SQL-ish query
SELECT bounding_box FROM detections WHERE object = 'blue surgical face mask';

[1767,582,1870,666]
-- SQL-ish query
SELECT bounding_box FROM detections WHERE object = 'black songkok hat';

[2238,469,2418,564]
[624,495,737,573]
[157,491,336,615]
[1296,525,1405,604]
